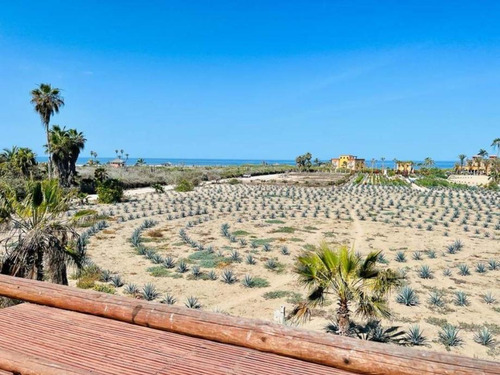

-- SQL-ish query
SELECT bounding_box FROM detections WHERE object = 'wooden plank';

[0,303,347,375]
[0,275,498,375]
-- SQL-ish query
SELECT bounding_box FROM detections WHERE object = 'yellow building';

[395,161,414,175]
[462,155,497,175]
[331,155,365,171]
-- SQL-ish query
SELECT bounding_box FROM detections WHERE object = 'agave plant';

[405,325,427,346]
[483,292,496,305]
[428,291,445,308]
[185,296,201,309]
[191,266,202,279]
[241,275,255,288]
[124,283,139,295]
[141,283,159,301]
[161,293,176,305]
[176,260,188,273]
[281,246,290,255]
[475,263,487,273]
[457,264,470,276]
[163,256,176,269]
[418,265,433,279]
[454,291,470,306]
[438,325,462,348]
[221,269,237,284]
[207,270,218,280]
[396,286,419,306]
[245,254,256,265]
[395,251,406,263]
[110,275,124,287]
[474,327,496,347]
[264,258,278,270]
[100,269,112,282]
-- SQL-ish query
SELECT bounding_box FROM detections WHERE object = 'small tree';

[291,243,401,336]
[295,152,312,171]
[96,178,123,203]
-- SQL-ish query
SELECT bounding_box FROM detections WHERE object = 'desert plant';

[474,327,496,347]
[457,264,470,276]
[124,283,139,295]
[395,251,406,263]
[185,296,201,309]
[162,293,176,305]
[418,265,433,279]
[428,291,445,308]
[483,292,496,305]
[141,283,159,301]
[396,286,419,306]
[245,254,256,265]
[110,275,124,287]
[438,325,462,348]
[291,244,401,336]
[405,325,427,346]
[221,269,237,284]
[454,291,470,306]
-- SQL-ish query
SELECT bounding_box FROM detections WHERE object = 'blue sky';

[1,1,499,160]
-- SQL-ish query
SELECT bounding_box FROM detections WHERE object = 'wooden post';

[0,275,497,375]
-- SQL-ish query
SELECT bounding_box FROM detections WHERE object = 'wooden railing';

[0,274,498,375]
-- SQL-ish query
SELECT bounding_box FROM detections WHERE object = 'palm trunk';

[45,123,52,179]
[337,300,350,336]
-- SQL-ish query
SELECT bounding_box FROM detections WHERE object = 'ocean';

[35,157,458,169]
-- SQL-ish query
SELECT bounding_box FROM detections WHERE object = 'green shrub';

[175,179,194,192]
[93,284,116,294]
[227,178,241,185]
[96,178,124,203]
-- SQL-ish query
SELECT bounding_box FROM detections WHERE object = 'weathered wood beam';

[0,275,497,375]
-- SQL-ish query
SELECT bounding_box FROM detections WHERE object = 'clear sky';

[1,1,499,161]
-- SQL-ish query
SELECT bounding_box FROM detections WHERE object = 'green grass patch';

[303,226,318,231]
[188,251,233,268]
[266,219,286,224]
[263,290,289,299]
[289,237,304,242]
[232,230,250,236]
[252,277,270,288]
[252,238,276,246]
[271,227,296,234]
[303,244,316,251]
[147,266,183,278]
[93,284,116,294]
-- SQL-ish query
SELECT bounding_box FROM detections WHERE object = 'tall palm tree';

[291,243,401,336]
[458,154,467,170]
[423,157,434,168]
[477,149,488,175]
[30,84,64,179]
[491,138,500,156]
[0,180,84,284]
[380,157,385,172]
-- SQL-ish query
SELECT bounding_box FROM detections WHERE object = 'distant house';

[461,155,497,175]
[331,155,365,171]
[109,158,125,168]
[395,161,414,175]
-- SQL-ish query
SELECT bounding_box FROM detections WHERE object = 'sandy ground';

[448,174,491,186]
[74,182,499,359]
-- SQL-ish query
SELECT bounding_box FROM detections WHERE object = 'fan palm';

[0,180,84,284]
[492,138,500,156]
[0,147,37,178]
[291,243,402,336]
[47,126,86,187]
[30,84,64,178]
[458,154,466,170]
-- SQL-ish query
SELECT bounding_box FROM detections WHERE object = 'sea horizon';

[35,156,459,169]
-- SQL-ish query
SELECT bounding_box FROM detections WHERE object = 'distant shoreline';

[36,157,459,169]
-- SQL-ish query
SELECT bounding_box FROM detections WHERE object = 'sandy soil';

[76,182,499,359]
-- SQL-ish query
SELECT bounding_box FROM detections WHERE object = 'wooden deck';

[0,303,347,375]
[0,275,498,375]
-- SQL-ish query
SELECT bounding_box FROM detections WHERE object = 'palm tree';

[291,243,401,336]
[30,84,64,179]
[491,138,500,156]
[380,157,385,172]
[458,154,467,170]
[423,157,434,168]
[0,147,37,178]
[0,180,84,284]
[477,149,488,175]
[47,126,86,187]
